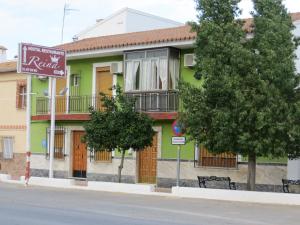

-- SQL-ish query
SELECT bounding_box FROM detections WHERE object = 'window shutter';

[3,137,13,159]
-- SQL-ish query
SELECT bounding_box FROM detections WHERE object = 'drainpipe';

[25,75,32,185]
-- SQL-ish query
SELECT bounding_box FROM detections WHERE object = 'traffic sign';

[172,120,184,136]
[17,43,66,78]
[172,136,186,145]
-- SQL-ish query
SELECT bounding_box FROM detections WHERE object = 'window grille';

[46,127,66,159]
[0,136,14,159]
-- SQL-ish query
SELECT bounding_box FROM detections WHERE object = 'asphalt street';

[0,182,298,225]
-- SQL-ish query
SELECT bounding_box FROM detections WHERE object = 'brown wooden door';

[96,67,113,110]
[56,78,67,114]
[73,131,87,178]
[138,133,158,183]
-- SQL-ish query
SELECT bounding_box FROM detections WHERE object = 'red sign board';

[17,43,66,78]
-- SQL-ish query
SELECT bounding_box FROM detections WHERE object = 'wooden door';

[56,78,67,114]
[96,67,113,110]
[72,131,87,178]
[138,133,158,183]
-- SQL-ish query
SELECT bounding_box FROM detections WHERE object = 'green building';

[29,25,286,189]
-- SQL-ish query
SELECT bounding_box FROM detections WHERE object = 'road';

[0,182,298,225]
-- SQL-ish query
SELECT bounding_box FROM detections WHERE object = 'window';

[93,150,112,162]
[124,48,179,92]
[16,80,27,109]
[0,137,14,159]
[47,127,66,159]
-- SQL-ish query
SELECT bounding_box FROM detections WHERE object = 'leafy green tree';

[180,0,300,190]
[83,86,155,183]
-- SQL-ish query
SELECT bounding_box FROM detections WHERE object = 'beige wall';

[0,72,27,154]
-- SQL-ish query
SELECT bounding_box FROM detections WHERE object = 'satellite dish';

[59,87,68,96]
[43,89,49,97]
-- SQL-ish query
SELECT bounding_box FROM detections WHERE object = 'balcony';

[125,90,179,112]
[35,91,179,120]
[36,95,106,115]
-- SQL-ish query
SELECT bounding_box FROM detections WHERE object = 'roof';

[0,45,7,50]
[0,60,17,73]
[74,7,182,39]
[59,25,196,53]
[59,12,300,54]
[243,12,300,32]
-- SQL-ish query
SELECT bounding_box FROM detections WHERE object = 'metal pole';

[49,77,56,178]
[176,145,181,187]
[25,75,32,185]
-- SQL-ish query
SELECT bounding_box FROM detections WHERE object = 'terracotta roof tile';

[58,12,300,54]
[0,61,17,73]
[58,25,196,53]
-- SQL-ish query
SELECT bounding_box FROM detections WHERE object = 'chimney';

[0,45,7,62]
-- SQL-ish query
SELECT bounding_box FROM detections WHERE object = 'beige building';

[0,58,27,178]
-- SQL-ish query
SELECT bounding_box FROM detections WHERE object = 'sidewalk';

[1,174,299,206]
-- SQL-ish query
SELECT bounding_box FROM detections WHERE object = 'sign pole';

[25,75,32,185]
[176,145,181,187]
[49,77,56,178]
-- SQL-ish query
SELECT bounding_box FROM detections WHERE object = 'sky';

[0,0,300,59]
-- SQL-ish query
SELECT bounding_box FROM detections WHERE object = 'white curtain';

[140,59,151,91]
[159,58,168,90]
[169,58,179,89]
[125,61,140,91]
[125,61,133,91]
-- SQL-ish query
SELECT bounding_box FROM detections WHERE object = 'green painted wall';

[68,56,123,96]
[31,121,48,153]
[31,77,49,116]
[157,121,195,160]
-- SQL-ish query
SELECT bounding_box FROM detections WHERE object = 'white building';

[73,8,183,40]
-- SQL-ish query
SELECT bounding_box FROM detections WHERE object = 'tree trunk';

[247,152,256,191]
[118,149,126,183]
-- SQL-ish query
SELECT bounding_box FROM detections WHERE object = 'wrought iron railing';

[36,95,107,115]
[125,90,179,112]
[36,91,179,115]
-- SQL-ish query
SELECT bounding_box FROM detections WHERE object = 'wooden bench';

[282,179,300,193]
[197,176,236,190]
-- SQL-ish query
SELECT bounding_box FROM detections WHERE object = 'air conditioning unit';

[37,75,48,81]
[184,54,196,67]
[110,62,123,75]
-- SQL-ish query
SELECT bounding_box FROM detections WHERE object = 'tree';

[180,0,300,190]
[83,86,155,183]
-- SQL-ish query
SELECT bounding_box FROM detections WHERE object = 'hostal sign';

[17,43,66,78]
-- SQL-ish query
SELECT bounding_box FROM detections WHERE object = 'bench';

[197,176,236,190]
[282,179,300,193]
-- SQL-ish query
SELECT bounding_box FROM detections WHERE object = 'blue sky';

[0,0,300,59]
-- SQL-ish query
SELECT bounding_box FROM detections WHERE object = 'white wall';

[79,11,127,39]
[75,8,182,40]
[287,20,300,180]
[126,10,181,33]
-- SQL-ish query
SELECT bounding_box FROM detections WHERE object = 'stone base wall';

[29,154,288,192]
[0,153,26,178]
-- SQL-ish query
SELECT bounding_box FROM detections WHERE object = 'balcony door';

[56,77,67,114]
[96,67,113,110]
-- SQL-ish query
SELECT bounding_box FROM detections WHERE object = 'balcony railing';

[36,95,106,115]
[125,90,179,112]
[35,90,179,115]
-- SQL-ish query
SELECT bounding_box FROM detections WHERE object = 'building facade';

[0,60,27,178]
[29,12,300,191]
